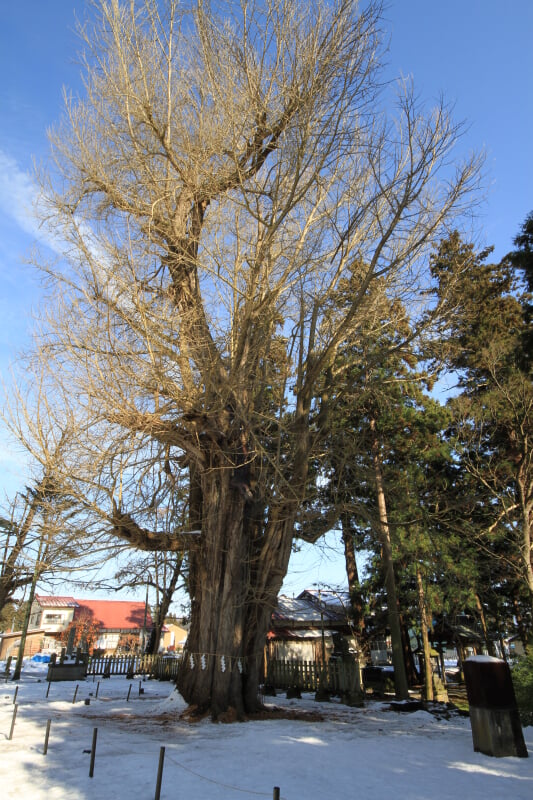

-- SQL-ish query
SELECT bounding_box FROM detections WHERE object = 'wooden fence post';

[267,657,365,698]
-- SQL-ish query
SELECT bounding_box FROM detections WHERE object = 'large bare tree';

[27,0,482,716]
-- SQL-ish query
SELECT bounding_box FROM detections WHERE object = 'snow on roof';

[272,595,345,625]
[296,590,352,624]
[74,599,153,631]
[273,596,325,624]
[299,589,350,611]
[268,627,337,640]
[35,596,79,608]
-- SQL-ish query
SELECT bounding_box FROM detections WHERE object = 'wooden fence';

[86,654,181,680]
[84,654,368,696]
[265,659,363,698]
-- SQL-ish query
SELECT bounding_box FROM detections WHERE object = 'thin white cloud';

[0,149,42,240]
[0,149,70,262]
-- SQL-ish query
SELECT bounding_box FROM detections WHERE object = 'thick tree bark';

[176,402,309,717]
[177,464,249,716]
[177,465,294,717]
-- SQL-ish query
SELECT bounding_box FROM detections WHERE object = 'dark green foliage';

[507,211,533,371]
[432,228,533,627]
[318,275,480,688]
[0,599,28,633]
[511,650,533,727]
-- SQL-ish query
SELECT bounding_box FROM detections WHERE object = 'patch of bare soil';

[79,702,326,726]
[178,704,325,724]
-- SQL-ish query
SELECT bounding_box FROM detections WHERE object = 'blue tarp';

[31,653,51,663]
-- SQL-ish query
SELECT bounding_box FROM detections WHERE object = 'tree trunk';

[517,467,533,619]
[416,567,434,702]
[475,593,495,656]
[12,551,45,681]
[341,514,366,643]
[370,419,409,700]
[455,640,466,682]
[176,463,294,718]
[400,613,420,688]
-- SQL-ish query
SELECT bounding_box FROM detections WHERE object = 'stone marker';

[463,655,528,758]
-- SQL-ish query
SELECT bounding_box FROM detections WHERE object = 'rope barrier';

[1,691,288,799]
[165,752,286,799]
[183,651,248,673]
[82,651,250,678]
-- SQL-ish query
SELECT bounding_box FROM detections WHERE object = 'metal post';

[8,704,18,740]
[43,719,51,755]
[154,746,165,800]
[273,787,280,800]
[89,728,98,777]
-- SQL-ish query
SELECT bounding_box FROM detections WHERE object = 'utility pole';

[12,536,45,681]
[318,589,326,665]
[141,583,149,653]
[12,478,55,681]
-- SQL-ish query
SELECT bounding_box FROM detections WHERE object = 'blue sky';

[0,1,532,597]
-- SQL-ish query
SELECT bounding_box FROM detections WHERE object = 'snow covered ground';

[1,658,532,800]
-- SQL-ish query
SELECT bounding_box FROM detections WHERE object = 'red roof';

[72,600,152,631]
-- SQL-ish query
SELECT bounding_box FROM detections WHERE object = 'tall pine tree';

[432,231,533,637]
